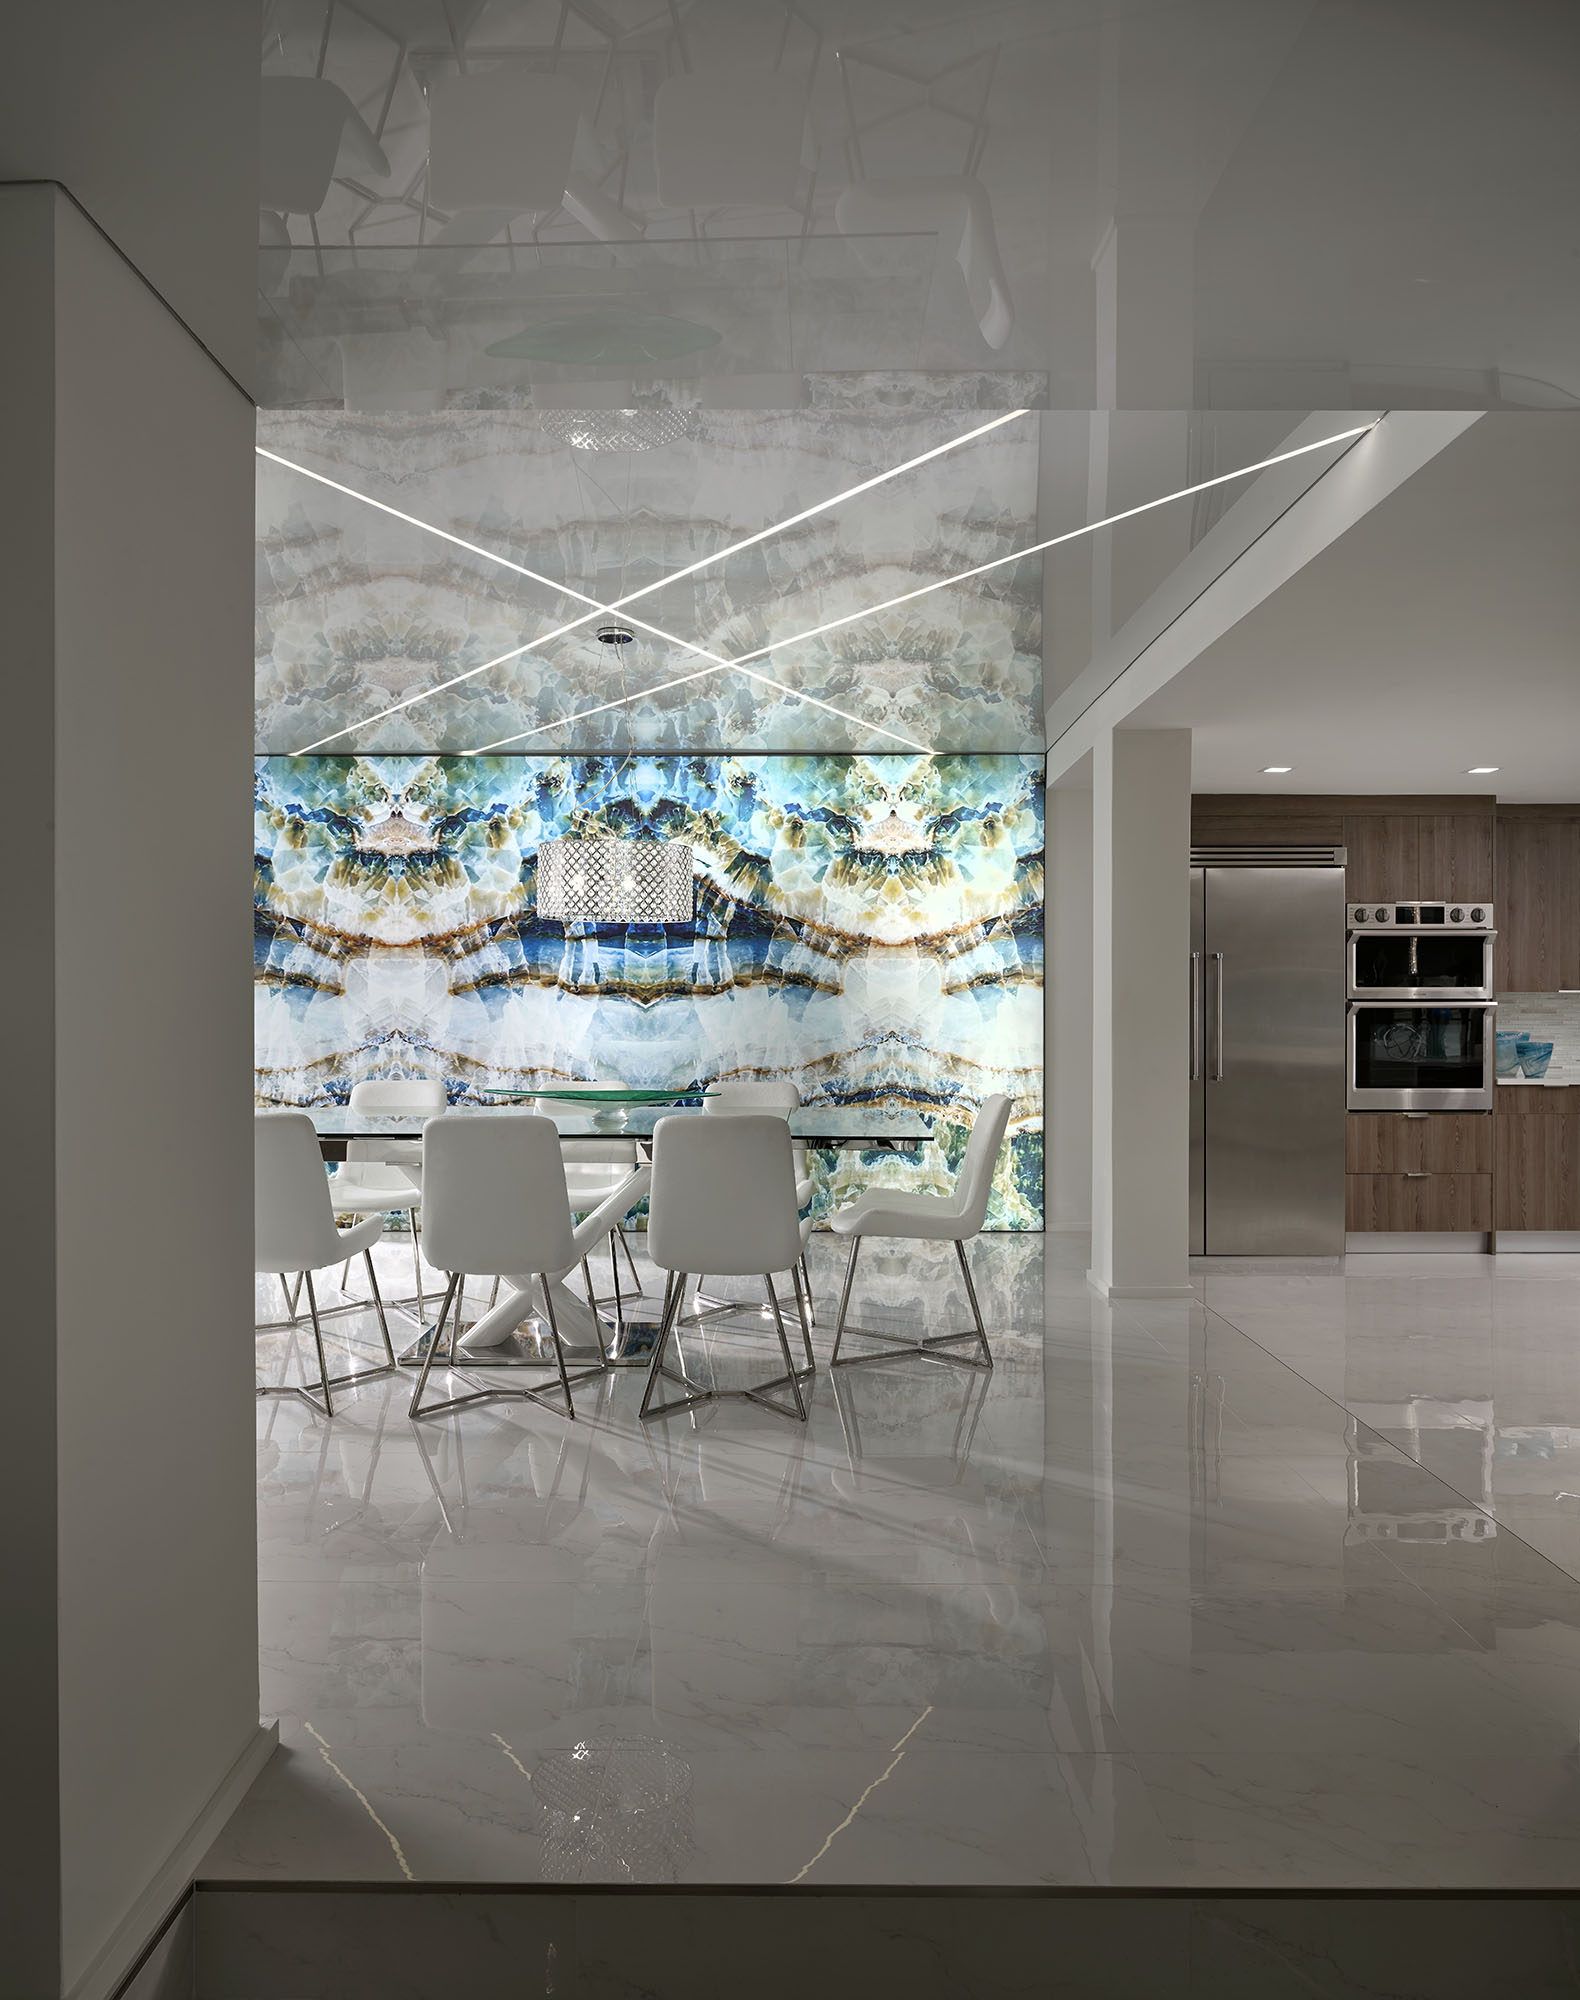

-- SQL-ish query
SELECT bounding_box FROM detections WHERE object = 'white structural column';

[1089,726,1194,1299]
[1,10,261,1986]
[0,182,266,2000]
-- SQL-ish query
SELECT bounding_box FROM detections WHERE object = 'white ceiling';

[1129,414,1580,803]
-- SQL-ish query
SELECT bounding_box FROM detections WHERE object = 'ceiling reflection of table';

[301,1102,939,1159]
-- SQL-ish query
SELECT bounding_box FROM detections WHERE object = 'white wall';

[0,183,260,2000]
[0,0,258,391]
[1046,783,1094,1231]
[1090,726,1193,1298]
[0,182,68,2000]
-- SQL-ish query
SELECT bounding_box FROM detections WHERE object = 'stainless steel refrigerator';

[1189,855,1347,1255]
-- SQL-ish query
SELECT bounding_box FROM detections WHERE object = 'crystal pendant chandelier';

[538,838,694,924]
[540,407,699,453]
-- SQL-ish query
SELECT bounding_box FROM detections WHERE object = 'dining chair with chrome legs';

[828,1093,1013,1372]
[328,1077,446,1317]
[409,1111,639,1424]
[640,1113,814,1424]
[702,1079,817,1324]
[256,1111,399,1418]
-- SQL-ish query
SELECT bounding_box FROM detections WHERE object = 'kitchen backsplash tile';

[1499,992,1580,1084]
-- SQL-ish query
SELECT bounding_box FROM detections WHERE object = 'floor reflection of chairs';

[831,1358,990,1475]
[417,1405,620,1736]
[826,1364,1016,1627]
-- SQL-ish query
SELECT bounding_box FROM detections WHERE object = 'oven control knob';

[1470,907,1485,923]
[1374,906,1389,922]
[1353,907,1367,923]
[1449,907,1464,922]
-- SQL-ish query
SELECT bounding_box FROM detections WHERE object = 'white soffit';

[1043,411,1484,781]
[1128,414,1580,803]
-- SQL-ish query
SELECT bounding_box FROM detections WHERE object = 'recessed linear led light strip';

[260,407,1026,754]
[468,421,1379,754]
[263,460,928,757]
[718,422,1378,670]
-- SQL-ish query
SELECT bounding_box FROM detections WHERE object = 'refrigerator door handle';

[1209,952,1225,1081]
[1190,951,1203,1081]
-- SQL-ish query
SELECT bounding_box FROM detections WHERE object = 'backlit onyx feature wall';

[255,752,1044,1227]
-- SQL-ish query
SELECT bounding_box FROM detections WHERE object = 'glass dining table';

[307,1097,940,1160]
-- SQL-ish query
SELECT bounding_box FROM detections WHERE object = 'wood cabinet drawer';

[1495,1115,1580,1230]
[1496,1086,1580,1115]
[1345,1113,1493,1175]
[1345,1173,1492,1232]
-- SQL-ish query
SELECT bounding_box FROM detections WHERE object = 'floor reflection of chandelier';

[533,1737,694,1883]
[540,407,698,452]
[537,838,694,924]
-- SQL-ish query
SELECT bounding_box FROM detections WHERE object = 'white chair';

[330,1079,446,1317]
[834,177,1013,349]
[703,1079,816,1322]
[255,1111,398,1418]
[827,1093,1014,1371]
[409,1113,629,1424]
[640,1113,814,1424]
[653,65,814,214]
[259,76,390,216]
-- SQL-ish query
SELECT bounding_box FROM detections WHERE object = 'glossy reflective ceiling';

[258,0,1580,413]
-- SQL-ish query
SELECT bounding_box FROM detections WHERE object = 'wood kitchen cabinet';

[1495,1091,1580,1229]
[1346,1112,1493,1175]
[1495,811,1580,990]
[1418,816,1495,903]
[1343,815,1420,902]
[1345,1174,1492,1231]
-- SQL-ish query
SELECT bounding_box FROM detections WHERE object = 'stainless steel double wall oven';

[1346,901,1497,1110]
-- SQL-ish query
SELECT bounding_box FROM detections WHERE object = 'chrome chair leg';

[302,1270,335,1417]
[618,1227,642,1289]
[799,1252,816,1324]
[407,1273,461,1420]
[640,1275,702,1421]
[759,1274,807,1421]
[365,1248,397,1368]
[789,1263,816,1377]
[829,1238,862,1366]
[954,1238,994,1370]
[408,1269,605,1424]
[411,1214,425,1323]
[831,1235,993,1371]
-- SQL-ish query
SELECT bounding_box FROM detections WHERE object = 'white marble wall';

[255,406,1042,756]
[1498,992,1580,1084]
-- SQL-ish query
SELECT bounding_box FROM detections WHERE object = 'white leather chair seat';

[330,1164,421,1211]
[828,1188,966,1239]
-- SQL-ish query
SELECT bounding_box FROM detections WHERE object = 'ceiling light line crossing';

[265,454,922,751]
[724,424,1379,669]
[462,422,1378,756]
[261,407,1025,752]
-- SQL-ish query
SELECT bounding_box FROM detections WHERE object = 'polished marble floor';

[205,1233,1580,1890]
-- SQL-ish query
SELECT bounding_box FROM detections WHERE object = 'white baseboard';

[1494,1231,1580,1253]
[1086,1272,1196,1300]
[69,1719,279,2000]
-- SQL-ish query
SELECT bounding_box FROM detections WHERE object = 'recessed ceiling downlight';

[1467,766,1500,774]
[1262,765,1294,774]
